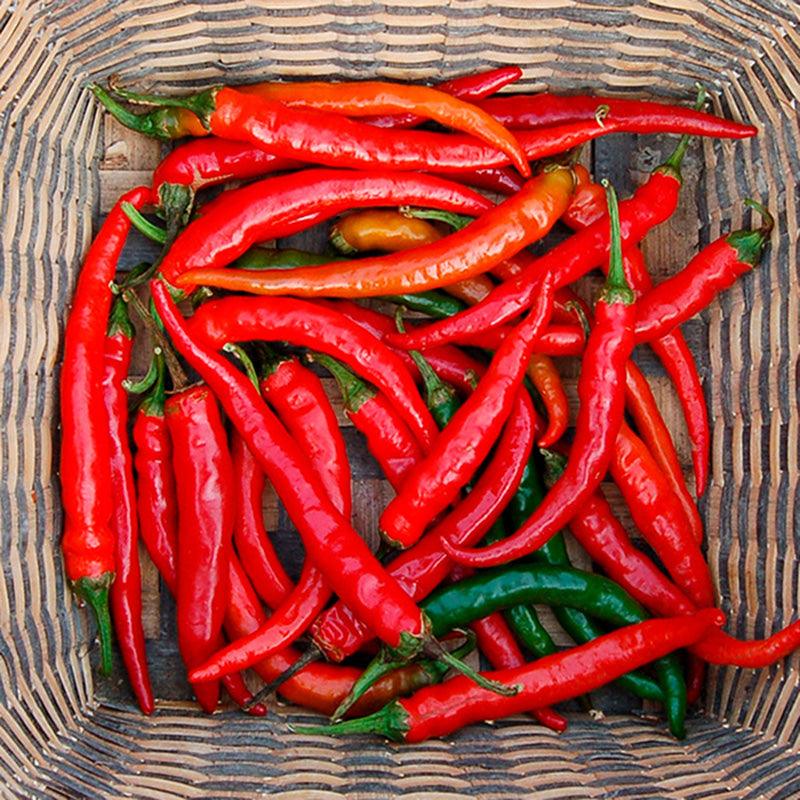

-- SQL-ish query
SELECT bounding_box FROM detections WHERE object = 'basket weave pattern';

[1,1,799,796]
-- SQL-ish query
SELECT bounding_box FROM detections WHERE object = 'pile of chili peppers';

[59,66,793,743]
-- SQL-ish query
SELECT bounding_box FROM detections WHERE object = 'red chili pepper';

[610,424,714,608]
[444,183,635,568]
[175,166,575,298]
[152,138,303,223]
[235,81,531,175]
[133,356,179,593]
[189,354,353,683]
[305,610,725,742]
[60,185,151,675]
[478,93,757,137]
[624,362,705,545]
[456,324,587,357]
[230,433,293,609]
[156,169,492,289]
[437,167,525,196]
[363,66,523,128]
[527,354,569,448]
[103,299,153,714]
[562,168,711,498]
[165,385,234,713]
[635,205,773,343]
[381,272,554,549]
[312,390,536,662]
[388,168,683,351]
[153,281,431,659]
[186,296,436,452]
[312,354,423,490]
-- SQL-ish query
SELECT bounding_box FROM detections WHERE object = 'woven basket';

[3,0,800,796]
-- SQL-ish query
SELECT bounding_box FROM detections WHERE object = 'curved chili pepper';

[314,355,422,490]
[624,362,704,545]
[156,169,493,287]
[311,390,535,663]
[60,185,151,675]
[438,167,525,196]
[231,433,293,609]
[610,424,714,609]
[303,610,725,742]
[165,385,233,712]
[235,80,531,175]
[478,93,757,138]
[152,138,302,225]
[187,296,436,451]
[527,354,568,447]
[190,353,353,684]
[153,281,431,661]
[386,144,685,352]
[380,271,554,549]
[104,300,153,714]
[362,66,523,128]
[96,84,531,176]
[445,183,635,568]
[635,205,773,343]
[561,167,711,498]
[330,209,496,311]
[175,165,575,297]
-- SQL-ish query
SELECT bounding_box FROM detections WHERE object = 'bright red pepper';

[153,281,430,659]
[60,185,151,675]
[186,296,436,452]
[103,300,153,714]
[527,354,569,448]
[444,184,635,568]
[305,610,725,742]
[175,166,575,298]
[165,385,234,713]
[381,272,554,549]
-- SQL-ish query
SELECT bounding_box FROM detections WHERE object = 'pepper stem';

[90,84,157,136]
[540,447,568,488]
[659,84,707,180]
[105,79,220,128]
[329,225,359,256]
[330,651,401,722]
[399,206,474,231]
[311,352,376,413]
[222,343,260,390]
[599,180,634,305]
[122,202,167,244]
[137,351,167,416]
[246,644,323,709]
[123,347,162,394]
[422,639,521,697]
[73,574,114,676]
[296,701,410,742]
[394,309,457,417]
[727,199,774,266]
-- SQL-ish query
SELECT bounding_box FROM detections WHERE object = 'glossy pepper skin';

[157,169,493,288]
[176,166,575,298]
[186,296,437,452]
[304,610,725,743]
[60,185,151,675]
[387,160,683,352]
[380,271,555,549]
[152,281,430,656]
[231,433,293,609]
[189,355,353,684]
[311,390,536,663]
[445,184,636,568]
[478,93,757,138]
[235,80,531,176]
[610,424,715,609]
[165,386,234,713]
[103,300,154,714]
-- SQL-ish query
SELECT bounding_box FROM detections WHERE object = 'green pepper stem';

[105,79,219,128]
[743,198,774,237]
[311,352,375,413]
[329,226,359,255]
[659,84,707,179]
[90,84,155,136]
[539,447,568,488]
[330,652,401,722]
[73,574,114,676]
[157,183,194,230]
[123,347,162,395]
[599,180,634,305]
[399,206,474,231]
[122,202,167,245]
[107,295,134,339]
[423,639,520,697]
[137,351,167,416]
[223,343,260,391]
[296,701,410,741]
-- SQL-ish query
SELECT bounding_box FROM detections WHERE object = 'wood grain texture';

[1,0,799,796]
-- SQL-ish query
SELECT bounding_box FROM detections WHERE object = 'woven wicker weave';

[2,0,799,796]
